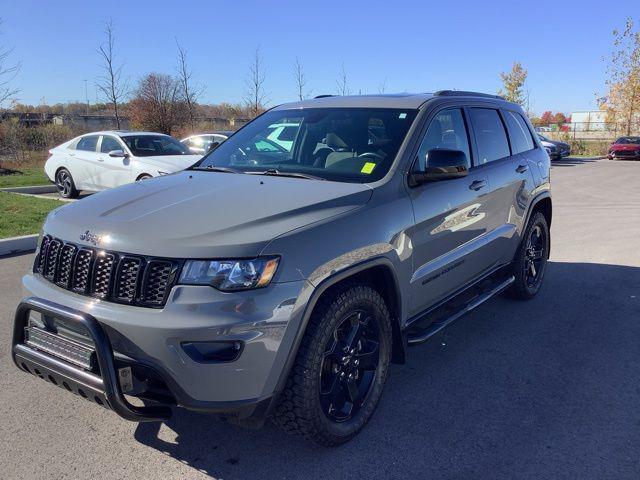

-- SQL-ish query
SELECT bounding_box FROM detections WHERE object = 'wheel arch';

[271,257,406,407]
[526,193,552,254]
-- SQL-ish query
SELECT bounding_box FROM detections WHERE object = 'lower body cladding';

[12,274,308,423]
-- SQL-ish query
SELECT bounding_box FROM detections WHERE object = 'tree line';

[1,17,639,136]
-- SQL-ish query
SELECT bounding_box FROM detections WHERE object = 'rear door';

[71,135,101,190]
[467,107,536,266]
[95,135,132,189]
[407,107,493,317]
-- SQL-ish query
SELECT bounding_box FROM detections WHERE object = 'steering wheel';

[357,151,386,161]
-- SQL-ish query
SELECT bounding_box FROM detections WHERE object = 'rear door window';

[76,135,99,152]
[469,108,510,164]
[504,111,535,154]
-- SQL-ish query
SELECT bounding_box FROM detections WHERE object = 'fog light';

[181,341,243,363]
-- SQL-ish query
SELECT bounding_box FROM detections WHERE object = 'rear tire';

[55,168,78,199]
[507,211,549,300]
[273,283,392,446]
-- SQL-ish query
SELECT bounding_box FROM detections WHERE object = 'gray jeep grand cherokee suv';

[12,91,551,446]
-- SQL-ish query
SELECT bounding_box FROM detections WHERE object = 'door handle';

[516,164,528,173]
[469,180,487,191]
[97,157,105,162]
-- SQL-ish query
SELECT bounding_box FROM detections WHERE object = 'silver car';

[11,91,551,446]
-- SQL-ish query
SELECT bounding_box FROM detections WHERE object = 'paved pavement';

[1,157,639,479]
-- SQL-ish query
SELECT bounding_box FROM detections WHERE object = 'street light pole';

[84,79,89,115]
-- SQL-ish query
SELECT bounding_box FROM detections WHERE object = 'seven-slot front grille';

[34,235,180,308]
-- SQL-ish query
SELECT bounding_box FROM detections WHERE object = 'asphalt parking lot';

[1,157,639,480]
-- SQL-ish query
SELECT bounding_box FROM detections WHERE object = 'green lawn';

[0,192,64,239]
[0,167,51,188]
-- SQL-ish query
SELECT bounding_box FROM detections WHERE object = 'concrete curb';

[0,184,57,194]
[0,234,38,256]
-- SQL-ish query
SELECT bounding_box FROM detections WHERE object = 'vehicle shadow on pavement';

[134,261,640,480]
[551,156,603,167]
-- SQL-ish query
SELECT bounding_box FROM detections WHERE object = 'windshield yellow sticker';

[361,162,376,174]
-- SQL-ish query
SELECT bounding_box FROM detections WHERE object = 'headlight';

[178,257,279,291]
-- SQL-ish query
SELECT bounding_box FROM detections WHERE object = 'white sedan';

[45,131,202,198]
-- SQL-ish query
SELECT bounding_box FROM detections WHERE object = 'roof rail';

[314,94,335,99]
[434,90,505,100]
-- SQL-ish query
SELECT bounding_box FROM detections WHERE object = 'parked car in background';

[181,131,234,155]
[538,134,570,160]
[46,131,202,198]
[608,136,640,160]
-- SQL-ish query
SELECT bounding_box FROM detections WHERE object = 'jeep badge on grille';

[79,230,102,246]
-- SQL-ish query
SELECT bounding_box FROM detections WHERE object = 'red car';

[608,136,640,160]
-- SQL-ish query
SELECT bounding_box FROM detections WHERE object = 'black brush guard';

[12,296,172,422]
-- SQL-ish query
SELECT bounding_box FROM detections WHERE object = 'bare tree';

[0,18,20,108]
[175,38,203,128]
[378,77,388,94]
[97,20,128,128]
[130,73,186,134]
[244,47,267,118]
[336,63,350,96]
[293,57,307,101]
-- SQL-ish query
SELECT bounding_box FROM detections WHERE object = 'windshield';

[193,108,418,182]
[615,136,640,144]
[122,135,191,157]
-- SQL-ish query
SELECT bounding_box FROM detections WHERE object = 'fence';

[534,121,640,141]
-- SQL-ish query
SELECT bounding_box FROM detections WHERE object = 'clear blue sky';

[1,0,635,114]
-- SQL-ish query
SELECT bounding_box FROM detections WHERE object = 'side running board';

[406,275,515,346]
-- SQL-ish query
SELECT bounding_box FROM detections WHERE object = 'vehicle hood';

[134,155,202,172]
[44,171,373,258]
[610,144,640,151]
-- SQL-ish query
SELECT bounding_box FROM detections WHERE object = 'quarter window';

[100,136,123,153]
[76,135,99,152]
[415,108,471,171]
[504,111,535,154]
[469,108,510,164]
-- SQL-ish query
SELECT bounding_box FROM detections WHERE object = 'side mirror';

[108,149,127,158]
[408,149,468,187]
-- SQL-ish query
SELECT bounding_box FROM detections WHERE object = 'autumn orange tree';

[498,62,527,106]
[601,18,640,135]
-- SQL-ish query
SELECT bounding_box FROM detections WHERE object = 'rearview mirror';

[108,149,127,158]
[408,149,468,187]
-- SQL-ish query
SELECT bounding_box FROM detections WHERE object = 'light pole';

[84,79,89,115]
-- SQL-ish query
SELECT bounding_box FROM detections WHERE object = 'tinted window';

[100,136,123,153]
[122,135,190,157]
[76,135,99,152]
[616,136,640,144]
[504,111,534,154]
[194,108,418,183]
[278,126,298,142]
[469,108,510,164]
[415,108,471,171]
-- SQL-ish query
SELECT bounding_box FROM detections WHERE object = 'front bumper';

[15,273,308,422]
[13,297,172,422]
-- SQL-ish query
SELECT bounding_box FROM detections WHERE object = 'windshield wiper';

[247,169,325,181]
[191,165,243,174]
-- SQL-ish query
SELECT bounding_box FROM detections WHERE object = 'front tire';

[507,211,550,299]
[273,283,392,446]
[55,168,78,199]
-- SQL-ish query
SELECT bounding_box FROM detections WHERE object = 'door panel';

[407,169,494,316]
[94,135,132,189]
[407,107,495,317]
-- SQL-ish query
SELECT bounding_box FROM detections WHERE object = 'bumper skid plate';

[12,296,172,422]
